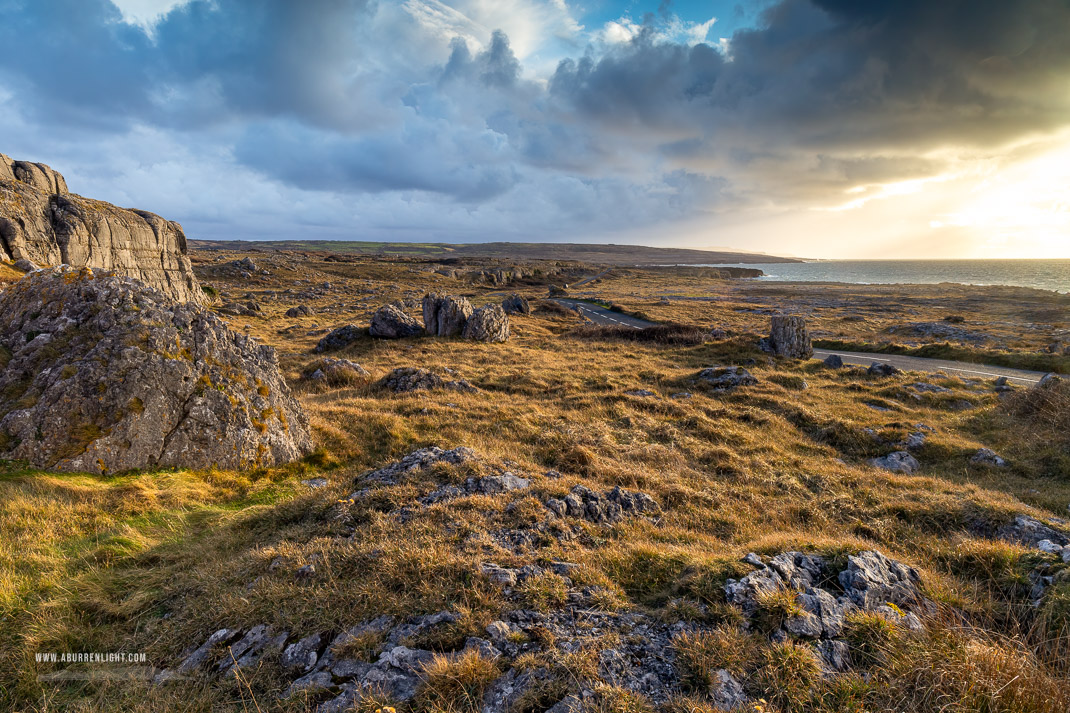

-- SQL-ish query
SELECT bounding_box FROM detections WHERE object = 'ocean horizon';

[699,258,1070,293]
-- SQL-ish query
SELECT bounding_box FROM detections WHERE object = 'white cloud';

[109,0,191,30]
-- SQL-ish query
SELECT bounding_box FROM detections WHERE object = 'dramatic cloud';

[0,0,1067,256]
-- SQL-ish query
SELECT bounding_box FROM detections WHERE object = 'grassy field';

[2,253,1069,712]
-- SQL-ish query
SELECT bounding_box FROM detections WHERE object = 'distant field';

[189,239,802,265]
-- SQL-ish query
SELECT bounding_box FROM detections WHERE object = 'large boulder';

[421,294,473,337]
[0,152,205,304]
[501,293,531,315]
[462,304,510,343]
[768,315,812,359]
[370,305,423,339]
[315,325,364,353]
[0,267,313,472]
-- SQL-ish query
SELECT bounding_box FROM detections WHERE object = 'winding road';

[552,299,1048,385]
[552,299,655,329]
[812,349,1046,385]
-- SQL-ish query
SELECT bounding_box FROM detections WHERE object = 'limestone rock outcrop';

[369,305,423,339]
[462,304,510,343]
[0,153,205,303]
[422,294,473,336]
[501,293,531,315]
[0,267,313,473]
[768,315,813,359]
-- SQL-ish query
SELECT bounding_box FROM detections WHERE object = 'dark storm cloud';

[1,0,1069,241]
[550,0,1070,154]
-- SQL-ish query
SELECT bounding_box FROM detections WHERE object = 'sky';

[0,0,1068,259]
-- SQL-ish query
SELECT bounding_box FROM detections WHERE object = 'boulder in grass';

[869,451,920,474]
[463,304,510,343]
[314,325,363,352]
[422,294,473,337]
[868,362,901,377]
[501,294,531,315]
[0,267,313,473]
[370,304,423,339]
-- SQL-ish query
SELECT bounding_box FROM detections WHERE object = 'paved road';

[813,348,1046,385]
[553,299,657,329]
[549,303,1047,385]
[570,268,613,288]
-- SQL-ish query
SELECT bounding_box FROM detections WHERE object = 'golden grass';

[2,253,1068,711]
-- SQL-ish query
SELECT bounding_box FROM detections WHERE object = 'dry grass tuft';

[569,323,710,346]
[416,649,500,713]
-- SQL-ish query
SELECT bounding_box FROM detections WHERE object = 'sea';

[698,259,1070,294]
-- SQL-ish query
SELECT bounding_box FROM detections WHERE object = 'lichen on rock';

[0,267,313,472]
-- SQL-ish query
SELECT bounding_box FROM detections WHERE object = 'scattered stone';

[697,366,758,391]
[624,389,656,397]
[314,325,364,352]
[286,304,314,318]
[868,362,901,377]
[670,392,693,399]
[301,478,329,489]
[1038,373,1061,387]
[546,485,659,524]
[869,451,920,474]
[281,633,323,673]
[910,382,951,393]
[501,293,531,315]
[358,446,478,486]
[823,354,844,368]
[295,564,316,580]
[377,367,477,393]
[12,258,37,272]
[970,448,1006,467]
[710,669,749,711]
[998,515,1069,549]
[463,304,510,343]
[218,300,262,316]
[303,357,370,385]
[0,267,312,472]
[768,315,813,359]
[422,471,531,506]
[285,671,332,697]
[370,304,423,339]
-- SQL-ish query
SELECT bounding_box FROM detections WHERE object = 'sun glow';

[931,139,1070,256]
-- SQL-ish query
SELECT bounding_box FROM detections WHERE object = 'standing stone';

[463,304,510,343]
[769,315,813,359]
[370,304,423,339]
[0,267,313,473]
[422,294,473,336]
